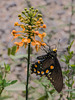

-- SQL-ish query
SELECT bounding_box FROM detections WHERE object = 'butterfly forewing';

[37,54,49,60]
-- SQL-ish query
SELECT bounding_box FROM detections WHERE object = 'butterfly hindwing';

[31,60,43,75]
[42,57,63,93]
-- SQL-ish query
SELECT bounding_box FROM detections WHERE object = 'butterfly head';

[47,48,57,57]
[53,48,57,52]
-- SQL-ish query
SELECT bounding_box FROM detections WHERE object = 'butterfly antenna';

[42,46,48,53]
[41,45,48,53]
[45,43,51,51]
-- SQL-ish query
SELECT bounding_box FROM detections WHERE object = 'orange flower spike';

[35,41,41,52]
[14,42,23,52]
[25,38,31,48]
[24,43,27,48]
[11,30,24,36]
[27,39,31,43]
[34,31,39,35]
[14,42,23,46]
[41,43,46,46]
[31,39,36,46]
[20,24,24,28]
[16,45,19,52]
[12,34,22,41]
[36,21,40,25]
[42,32,46,37]
[39,18,43,21]
[38,32,46,42]
[22,38,31,48]
[21,27,25,31]
[20,25,25,31]
[14,22,20,26]
[28,25,32,29]
[15,34,21,37]
[43,24,46,28]
[35,45,39,52]
[31,40,41,51]
[11,30,18,36]
[22,38,31,43]
[31,41,36,46]
[42,32,46,41]
[40,24,46,28]
[11,8,47,52]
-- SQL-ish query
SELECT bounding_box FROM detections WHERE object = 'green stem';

[0,87,4,97]
[26,43,31,100]
[70,71,73,99]
[67,65,70,97]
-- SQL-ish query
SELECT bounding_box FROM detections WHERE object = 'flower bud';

[31,7,34,9]
[37,14,42,17]
[18,14,21,17]
[24,8,27,11]
[26,10,29,13]
[35,9,38,12]
[22,11,25,15]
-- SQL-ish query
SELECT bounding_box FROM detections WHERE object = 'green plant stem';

[0,87,4,96]
[68,65,70,96]
[26,42,31,100]
[70,71,73,99]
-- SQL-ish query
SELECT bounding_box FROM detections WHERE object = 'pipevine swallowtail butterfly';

[31,45,63,93]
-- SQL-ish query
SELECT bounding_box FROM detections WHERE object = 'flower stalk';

[11,7,47,100]
[26,42,30,100]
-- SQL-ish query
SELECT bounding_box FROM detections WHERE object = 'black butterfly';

[31,46,63,93]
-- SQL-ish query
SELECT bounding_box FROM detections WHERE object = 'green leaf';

[10,80,17,85]
[70,51,73,55]
[3,80,17,87]
[64,89,75,93]
[72,92,75,99]
[0,73,2,79]
[5,80,17,87]
[10,54,28,59]
[5,64,10,72]
[49,89,55,94]
[37,95,47,100]
[0,80,3,85]
[0,96,12,100]
[65,82,72,87]
[8,48,11,56]
[11,46,16,55]
[67,40,74,52]
[61,59,65,62]
[71,80,74,86]
[2,79,7,87]
[5,83,25,91]
[8,46,17,56]
[66,96,71,100]
[64,55,68,60]
[65,89,74,92]
[47,92,52,100]
[63,70,70,75]
[71,64,75,70]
